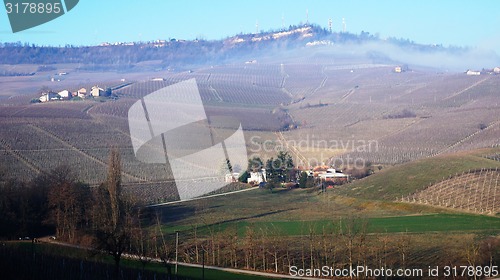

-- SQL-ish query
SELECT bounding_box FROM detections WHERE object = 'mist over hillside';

[1,24,497,72]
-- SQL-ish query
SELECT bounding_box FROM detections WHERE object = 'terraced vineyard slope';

[400,168,500,214]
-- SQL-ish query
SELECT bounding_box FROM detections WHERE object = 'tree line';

[0,149,145,278]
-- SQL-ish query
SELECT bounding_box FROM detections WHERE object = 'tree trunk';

[114,255,120,280]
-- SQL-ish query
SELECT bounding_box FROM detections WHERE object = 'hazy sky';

[1,0,499,51]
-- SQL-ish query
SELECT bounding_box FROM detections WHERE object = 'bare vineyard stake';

[486,170,494,212]
[479,171,488,211]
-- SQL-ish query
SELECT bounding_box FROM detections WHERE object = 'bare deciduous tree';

[92,148,136,279]
[47,166,90,243]
[340,216,368,279]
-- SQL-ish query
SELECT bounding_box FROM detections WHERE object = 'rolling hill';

[334,148,500,205]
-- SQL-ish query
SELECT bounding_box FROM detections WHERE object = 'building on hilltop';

[39,92,59,102]
[91,86,105,97]
[394,65,409,73]
[76,87,87,98]
[58,90,71,99]
[466,70,481,76]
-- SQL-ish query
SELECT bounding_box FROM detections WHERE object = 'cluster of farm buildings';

[39,86,106,102]
[393,66,500,75]
[465,67,500,76]
[225,166,349,187]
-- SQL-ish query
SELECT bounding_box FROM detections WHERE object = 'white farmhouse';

[39,92,59,102]
[247,169,266,185]
[319,168,349,183]
[466,70,481,76]
[58,90,71,99]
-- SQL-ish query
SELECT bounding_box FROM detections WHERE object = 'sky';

[0,0,499,52]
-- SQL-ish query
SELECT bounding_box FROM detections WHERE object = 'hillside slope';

[401,168,499,214]
[334,148,500,201]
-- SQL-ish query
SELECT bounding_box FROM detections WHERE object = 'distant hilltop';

[0,23,481,71]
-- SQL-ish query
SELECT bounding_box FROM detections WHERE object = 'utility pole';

[175,231,179,274]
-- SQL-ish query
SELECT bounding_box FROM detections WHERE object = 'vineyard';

[281,68,500,166]
[282,64,326,98]
[336,109,500,165]
[114,65,290,106]
[1,59,500,204]
[400,168,500,214]
[0,107,261,203]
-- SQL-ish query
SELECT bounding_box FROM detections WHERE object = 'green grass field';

[162,213,500,237]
